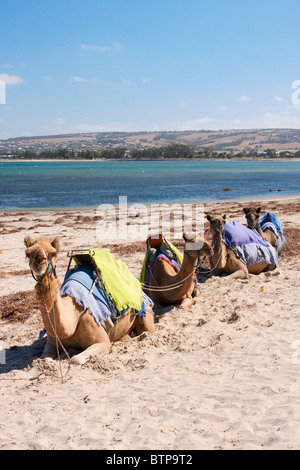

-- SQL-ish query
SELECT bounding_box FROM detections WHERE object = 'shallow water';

[0,160,299,210]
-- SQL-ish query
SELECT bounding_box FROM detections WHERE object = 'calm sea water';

[0,160,299,210]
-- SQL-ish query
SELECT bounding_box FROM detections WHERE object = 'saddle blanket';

[223,221,279,267]
[74,248,144,314]
[143,253,181,287]
[140,238,183,285]
[60,263,153,326]
[260,212,286,252]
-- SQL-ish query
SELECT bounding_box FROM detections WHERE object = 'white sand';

[0,198,299,450]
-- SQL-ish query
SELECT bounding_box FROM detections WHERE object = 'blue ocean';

[0,160,299,210]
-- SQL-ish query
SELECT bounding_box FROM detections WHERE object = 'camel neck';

[257,224,265,237]
[212,231,223,251]
[36,273,79,339]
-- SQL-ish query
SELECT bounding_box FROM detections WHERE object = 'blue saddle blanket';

[260,212,286,251]
[60,263,153,326]
[223,221,279,267]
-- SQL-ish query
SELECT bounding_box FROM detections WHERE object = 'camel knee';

[179,297,193,309]
[192,285,199,297]
[135,309,155,334]
[227,269,249,280]
[71,342,110,366]
[41,341,58,360]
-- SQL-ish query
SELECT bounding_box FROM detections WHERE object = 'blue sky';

[0,0,300,138]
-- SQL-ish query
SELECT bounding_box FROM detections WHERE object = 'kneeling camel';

[206,214,277,279]
[25,236,155,365]
[144,232,213,308]
[243,206,279,251]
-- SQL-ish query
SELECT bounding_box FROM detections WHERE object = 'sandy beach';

[0,196,299,450]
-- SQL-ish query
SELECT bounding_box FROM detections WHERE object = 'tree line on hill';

[1,144,300,160]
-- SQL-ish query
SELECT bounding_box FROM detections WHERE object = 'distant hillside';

[1,128,300,154]
[124,129,300,152]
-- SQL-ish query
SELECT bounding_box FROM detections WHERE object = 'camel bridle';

[184,249,207,269]
[29,247,57,286]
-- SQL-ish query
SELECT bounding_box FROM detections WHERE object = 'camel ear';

[24,236,34,248]
[243,208,250,214]
[183,232,196,242]
[206,215,212,222]
[256,207,261,213]
[222,214,226,221]
[51,237,60,253]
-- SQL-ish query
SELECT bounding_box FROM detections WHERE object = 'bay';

[0,160,299,210]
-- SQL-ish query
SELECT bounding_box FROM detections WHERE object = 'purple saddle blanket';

[222,221,279,267]
[224,221,270,247]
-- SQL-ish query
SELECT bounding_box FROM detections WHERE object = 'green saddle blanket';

[74,248,143,313]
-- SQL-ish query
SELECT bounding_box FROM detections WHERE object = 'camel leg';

[41,340,59,360]
[134,307,155,335]
[179,297,193,309]
[71,342,110,366]
[226,269,249,280]
[192,285,199,298]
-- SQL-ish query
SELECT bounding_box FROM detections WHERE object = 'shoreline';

[1,158,300,162]
[1,192,300,214]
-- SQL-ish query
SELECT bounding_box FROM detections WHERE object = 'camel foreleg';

[226,269,249,280]
[71,342,110,366]
[179,296,194,309]
[134,307,155,335]
[41,340,59,360]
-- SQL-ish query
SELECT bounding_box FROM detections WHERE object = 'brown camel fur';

[206,214,276,280]
[243,206,278,251]
[145,233,213,308]
[25,236,155,365]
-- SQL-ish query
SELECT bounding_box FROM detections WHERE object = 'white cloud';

[70,76,89,82]
[121,79,131,86]
[42,108,300,136]
[41,76,54,83]
[142,77,152,83]
[80,42,123,53]
[69,76,131,87]
[274,96,283,102]
[238,95,251,102]
[218,106,227,111]
[163,112,300,131]
[0,73,24,85]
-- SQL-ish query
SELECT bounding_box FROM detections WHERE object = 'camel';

[25,236,155,365]
[206,214,277,279]
[243,206,278,251]
[144,232,213,308]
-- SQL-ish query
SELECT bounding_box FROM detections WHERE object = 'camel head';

[206,214,226,235]
[243,207,261,229]
[24,236,60,280]
[183,232,213,257]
